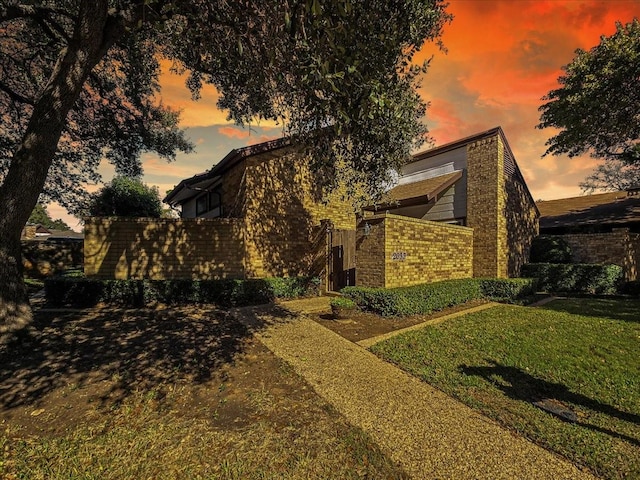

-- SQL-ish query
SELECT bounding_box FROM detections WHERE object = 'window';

[208,190,221,210]
[195,186,223,216]
[195,194,208,215]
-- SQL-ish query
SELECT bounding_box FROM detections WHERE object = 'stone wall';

[84,218,245,280]
[560,229,639,281]
[356,214,474,288]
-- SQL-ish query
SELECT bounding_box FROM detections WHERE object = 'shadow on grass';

[460,361,640,446]
[539,297,640,323]
[0,303,291,411]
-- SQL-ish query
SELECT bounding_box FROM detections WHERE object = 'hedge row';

[341,278,537,317]
[520,263,623,295]
[44,276,320,308]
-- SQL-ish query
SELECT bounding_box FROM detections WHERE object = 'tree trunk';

[0,1,124,342]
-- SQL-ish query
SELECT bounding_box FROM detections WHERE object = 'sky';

[51,0,640,230]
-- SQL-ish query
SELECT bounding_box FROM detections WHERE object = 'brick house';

[85,127,538,289]
[356,127,539,287]
[85,138,356,281]
[536,189,640,280]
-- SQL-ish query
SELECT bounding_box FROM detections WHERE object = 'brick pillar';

[466,133,508,278]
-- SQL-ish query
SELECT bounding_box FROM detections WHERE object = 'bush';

[44,278,107,307]
[521,263,623,294]
[341,278,540,317]
[478,278,538,301]
[341,279,478,317]
[619,280,640,296]
[529,236,572,263]
[330,297,357,309]
[44,276,319,308]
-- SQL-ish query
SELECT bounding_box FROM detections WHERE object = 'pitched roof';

[537,190,640,230]
[407,126,538,215]
[365,171,463,211]
[164,137,291,205]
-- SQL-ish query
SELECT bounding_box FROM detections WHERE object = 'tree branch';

[0,4,76,24]
[0,78,33,105]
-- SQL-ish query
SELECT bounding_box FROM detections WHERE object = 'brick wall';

[466,135,504,277]
[84,218,245,279]
[466,132,538,278]
[356,214,473,288]
[504,155,539,277]
[559,229,639,281]
[355,217,386,288]
[85,154,357,283]
[241,152,356,279]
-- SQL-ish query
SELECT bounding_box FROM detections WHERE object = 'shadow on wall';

[85,218,245,280]
[243,155,323,278]
[504,176,538,276]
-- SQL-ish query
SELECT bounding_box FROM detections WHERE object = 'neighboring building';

[537,189,640,280]
[86,127,539,288]
[537,189,640,234]
[21,223,84,241]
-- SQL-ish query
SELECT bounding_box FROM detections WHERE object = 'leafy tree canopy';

[87,176,163,218]
[27,204,71,231]
[0,0,451,338]
[538,19,640,164]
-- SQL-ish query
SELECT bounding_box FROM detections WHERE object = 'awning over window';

[365,170,463,211]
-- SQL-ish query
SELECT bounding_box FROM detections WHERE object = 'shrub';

[44,278,107,307]
[478,278,538,301]
[521,263,623,294]
[341,278,541,317]
[44,276,319,308]
[341,279,481,317]
[619,280,640,296]
[262,276,321,298]
[330,297,357,309]
[529,236,572,263]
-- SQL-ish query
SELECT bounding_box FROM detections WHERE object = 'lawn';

[371,298,640,480]
[1,306,407,479]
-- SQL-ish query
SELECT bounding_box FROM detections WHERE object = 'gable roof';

[164,137,291,205]
[411,127,504,161]
[408,126,539,215]
[537,190,640,231]
[364,171,463,211]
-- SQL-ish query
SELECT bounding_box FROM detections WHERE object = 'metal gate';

[328,228,356,291]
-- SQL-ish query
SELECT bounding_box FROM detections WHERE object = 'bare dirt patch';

[313,300,489,342]
[1,305,407,479]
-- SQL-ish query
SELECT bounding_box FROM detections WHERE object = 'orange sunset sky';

[53,0,640,230]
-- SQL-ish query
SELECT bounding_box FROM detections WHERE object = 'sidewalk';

[235,298,597,480]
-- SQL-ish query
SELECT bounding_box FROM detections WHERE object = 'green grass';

[371,298,640,480]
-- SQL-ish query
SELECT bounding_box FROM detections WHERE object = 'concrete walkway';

[235,298,597,480]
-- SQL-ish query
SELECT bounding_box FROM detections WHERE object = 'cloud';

[414,0,638,201]
[55,0,639,226]
[218,126,251,140]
